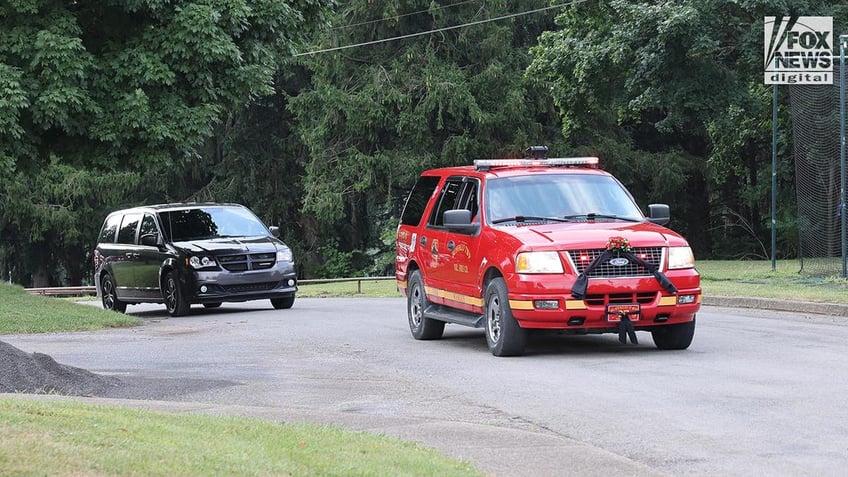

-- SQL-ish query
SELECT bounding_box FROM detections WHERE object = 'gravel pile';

[0,340,121,396]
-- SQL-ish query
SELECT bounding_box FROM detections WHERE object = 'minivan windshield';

[485,173,644,224]
[160,206,269,241]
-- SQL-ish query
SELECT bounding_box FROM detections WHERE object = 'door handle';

[420,236,427,246]
[447,241,455,251]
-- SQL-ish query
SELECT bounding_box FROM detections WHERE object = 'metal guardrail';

[25,286,97,296]
[24,276,396,297]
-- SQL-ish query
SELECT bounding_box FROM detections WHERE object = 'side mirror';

[140,234,162,247]
[647,204,670,226]
[269,226,281,238]
[443,209,479,235]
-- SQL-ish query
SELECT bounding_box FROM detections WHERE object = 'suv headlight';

[516,251,564,274]
[668,246,695,270]
[277,247,293,263]
[188,255,217,269]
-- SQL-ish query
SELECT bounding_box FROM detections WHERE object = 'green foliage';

[0,0,333,285]
[287,0,565,274]
[0,0,331,171]
[0,158,141,285]
[529,0,847,258]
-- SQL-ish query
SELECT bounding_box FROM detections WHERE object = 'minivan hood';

[497,221,688,249]
[172,236,281,254]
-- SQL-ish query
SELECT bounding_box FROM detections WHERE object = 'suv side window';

[98,214,122,243]
[401,175,440,226]
[428,177,478,227]
[429,181,462,227]
[117,213,142,244]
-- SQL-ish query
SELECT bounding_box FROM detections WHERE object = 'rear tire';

[100,273,127,313]
[484,278,526,357]
[407,270,445,340]
[652,317,696,350]
[271,296,295,309]
[164,271,190,317]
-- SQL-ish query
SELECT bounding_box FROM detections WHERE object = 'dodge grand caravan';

[395,148,701,356]
[94,203,297,316]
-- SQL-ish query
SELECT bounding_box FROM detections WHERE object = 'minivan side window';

[117,213,142,244]
[139,214,159,243]
[400,176,440,226]
[98,214,122,243]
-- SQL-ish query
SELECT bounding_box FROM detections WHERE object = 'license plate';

[606,303,640,322]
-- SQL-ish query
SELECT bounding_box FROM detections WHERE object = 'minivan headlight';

[516,251,564,274]
[668,246,695,270]
[188,255,217,269]
[277,247,293,263]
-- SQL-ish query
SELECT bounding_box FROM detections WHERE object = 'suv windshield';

[485,173,644,224]
[160,207,269,241]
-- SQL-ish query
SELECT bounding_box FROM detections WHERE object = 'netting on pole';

[789,64,845,276]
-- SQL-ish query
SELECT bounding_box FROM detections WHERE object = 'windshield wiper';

[561,213,642,223]
[491,215,570,225]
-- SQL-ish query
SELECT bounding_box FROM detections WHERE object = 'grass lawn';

[0,398,479,477]
[697,260,848,304]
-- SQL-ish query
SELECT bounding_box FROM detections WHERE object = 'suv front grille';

[584,292,658,306]
[567,247,663,277]
[217,253,277,272]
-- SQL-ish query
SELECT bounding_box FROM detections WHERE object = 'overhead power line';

[295,0,586,57]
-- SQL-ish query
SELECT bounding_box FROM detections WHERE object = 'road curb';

[703,295,848,317]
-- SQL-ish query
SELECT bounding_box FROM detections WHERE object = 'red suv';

[395,148,701,356]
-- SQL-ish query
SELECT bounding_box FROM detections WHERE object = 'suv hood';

[499,221,688,249]
[172,236,282,254]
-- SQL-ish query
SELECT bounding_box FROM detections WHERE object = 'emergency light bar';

[474,157,599,171]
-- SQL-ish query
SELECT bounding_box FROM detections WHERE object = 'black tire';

[164,271,190,317]
[203,302,223,309]
[100,273,127,313]
[407,270,445,340]
[484,277,526,357]
[652,316,696,350]
[271,296,295,309]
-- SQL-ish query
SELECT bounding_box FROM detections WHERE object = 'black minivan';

[94,203,297,316]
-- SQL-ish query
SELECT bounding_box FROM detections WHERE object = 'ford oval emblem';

[609,257,630,267]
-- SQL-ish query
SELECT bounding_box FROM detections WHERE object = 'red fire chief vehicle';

[395,147,701,356]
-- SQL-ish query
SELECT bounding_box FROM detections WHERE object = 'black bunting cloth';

[571,250,678,300]
[617,310,639,344]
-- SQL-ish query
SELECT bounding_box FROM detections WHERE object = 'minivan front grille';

[217,253,276,272]
[567,247,663,277]
[221,281,279,292]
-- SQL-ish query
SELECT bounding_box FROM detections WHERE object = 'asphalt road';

[4,298,848,476]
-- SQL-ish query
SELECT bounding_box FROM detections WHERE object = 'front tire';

[100,273,127,313]
[484,278,526,357]
[407,270,445,340]
[652,317,696,350]
[164,271,190,317]
[271,296,295,309]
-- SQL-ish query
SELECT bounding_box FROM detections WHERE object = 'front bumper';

[182,262,297,304]
[505,271,701,331]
